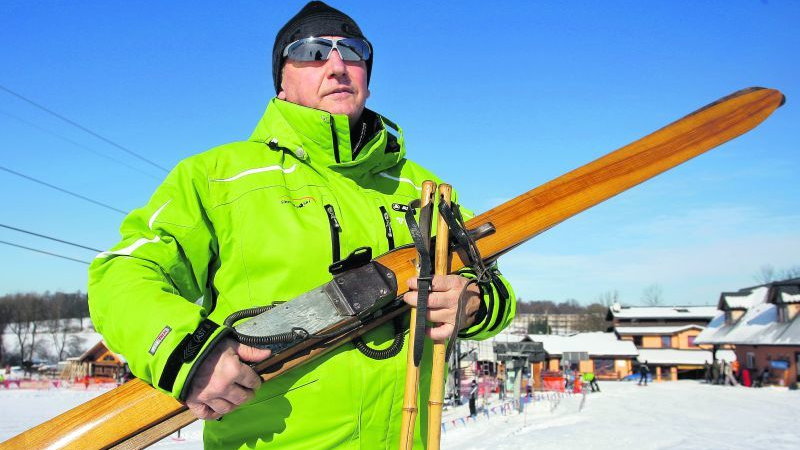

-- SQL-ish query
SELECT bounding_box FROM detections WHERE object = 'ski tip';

[746,86,786,107]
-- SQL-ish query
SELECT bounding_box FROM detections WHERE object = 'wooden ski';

[1,87,784,449]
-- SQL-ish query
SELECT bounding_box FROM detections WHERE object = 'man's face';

[278,36,370,125]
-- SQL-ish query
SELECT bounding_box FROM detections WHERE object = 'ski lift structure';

[493,341,545,412]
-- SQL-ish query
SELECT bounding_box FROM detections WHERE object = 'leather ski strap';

[405,201,433,367]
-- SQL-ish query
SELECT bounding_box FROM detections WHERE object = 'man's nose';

[326,49,347,77]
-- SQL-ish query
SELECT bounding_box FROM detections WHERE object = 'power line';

[0,165,128,215]
[0,223,102,253]
[0,240,90,265]
[0,84,170,173]
[0,109,162,180]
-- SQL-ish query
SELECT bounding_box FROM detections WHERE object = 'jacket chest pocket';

[228,186,339,302]
[371,196,416,254]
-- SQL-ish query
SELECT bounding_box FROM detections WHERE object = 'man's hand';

[184,337,271,420]
[402,275,481,341]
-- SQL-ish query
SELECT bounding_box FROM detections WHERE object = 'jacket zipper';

[325,204,342,262]
[379,206,395,250]
[329,116,340,163]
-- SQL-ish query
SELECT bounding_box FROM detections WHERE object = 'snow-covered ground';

[1,381,798,449]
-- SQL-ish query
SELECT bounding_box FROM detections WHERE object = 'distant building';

[510,313,595,335]
[61,340,128,382]
[530,332,639,383]
[607,305,734,381]
[695,278,800,387]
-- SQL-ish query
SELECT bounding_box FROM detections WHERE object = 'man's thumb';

[235,343,272,363]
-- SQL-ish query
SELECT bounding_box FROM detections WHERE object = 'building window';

[777,306,787,323]
[661,335,672,348]
[593,359,615,376]
[746,352,756,370]
[633,336,643,347]
[687,336,696,347]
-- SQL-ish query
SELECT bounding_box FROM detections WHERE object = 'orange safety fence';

[542,375,565,392]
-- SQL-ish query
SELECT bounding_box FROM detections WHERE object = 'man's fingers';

[187,401,219,421]
[407,275,461,292]
[404,291,463,310]
[206,397,237,415]
[222,384,256,406]
[428,322,455,341]
[234,343,272,363]
[234,364,262,391]
[426,306,456,325]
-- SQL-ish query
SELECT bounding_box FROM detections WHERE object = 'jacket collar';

[249,99,405,176]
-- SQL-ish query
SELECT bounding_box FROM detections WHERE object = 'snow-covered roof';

[777,284,800,304]
[76,339,127,363]
[637,349,736,365]
[697,280,800,346]
[529,332,638,357]
[615,325,704,335]
[458,331,528,361]
[607,306,718,320]
[720,287,768,310]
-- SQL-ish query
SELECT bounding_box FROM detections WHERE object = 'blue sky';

[1,1,797,306]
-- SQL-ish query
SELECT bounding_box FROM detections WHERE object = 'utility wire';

[0,109,162,180]
[0,165,128,215]
[0,223,102,253]
[0,84,170,173]
[0,240,90,265]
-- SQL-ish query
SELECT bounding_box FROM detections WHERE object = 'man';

[638,361,650,386]
[583,371,600,392]
[468,379,479,417]
[88,2,515,448]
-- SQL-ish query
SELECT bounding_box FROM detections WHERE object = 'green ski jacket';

[89,99,515,449]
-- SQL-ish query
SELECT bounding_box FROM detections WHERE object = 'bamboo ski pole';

[427,183,452,450]
[399,180,436,450]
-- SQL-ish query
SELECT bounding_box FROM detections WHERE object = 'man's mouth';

[325,87,354,96]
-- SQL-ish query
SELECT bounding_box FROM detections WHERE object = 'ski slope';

[1,381,798,449]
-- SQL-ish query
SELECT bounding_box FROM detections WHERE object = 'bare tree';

[7,294,46,364]
[779,265,800,281]
[754,264,800,284]
[641,284,663,306]
[0,299,10,364]
[47,294,75,362]
[597,290,620,307]
[754,264,777,284]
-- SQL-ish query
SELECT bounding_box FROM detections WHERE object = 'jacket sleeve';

[456,265,516,340]
[448,204,516,341]
[88,158,228,400]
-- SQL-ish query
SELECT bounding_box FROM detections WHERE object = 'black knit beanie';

[272,1,373,94]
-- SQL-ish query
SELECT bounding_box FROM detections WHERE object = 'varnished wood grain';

[426,184,452,450]
[398,180,436,450]
[0,87,783,450]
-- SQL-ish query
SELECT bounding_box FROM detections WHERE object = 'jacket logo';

[149,326,171,355]
[392,203,410,212]
[280,196,316,208]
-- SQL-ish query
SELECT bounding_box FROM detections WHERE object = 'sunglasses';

[283,37,371,62]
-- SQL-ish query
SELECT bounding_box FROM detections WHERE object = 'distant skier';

[703,361,712,384]
[469,380,478,418]
[723,361,739,386]
[583,372,600,392]
[756,368,770,387]
[638,361,650,386]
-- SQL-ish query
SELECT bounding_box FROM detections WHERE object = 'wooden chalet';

[607,305,734,380]
[695,278,800,387]
[61,340,128,382]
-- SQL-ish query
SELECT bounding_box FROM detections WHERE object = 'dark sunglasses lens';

[337,39,371,61]
[286,40,332,61]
